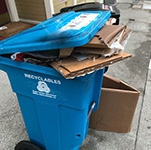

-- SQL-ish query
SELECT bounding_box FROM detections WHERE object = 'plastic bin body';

[0,56,104,150]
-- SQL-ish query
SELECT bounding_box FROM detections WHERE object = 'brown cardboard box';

[89,74,140,133]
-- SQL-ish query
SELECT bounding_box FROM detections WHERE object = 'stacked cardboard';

[50,24,132,79]
[50,51,131,79]
[49,23,140,132]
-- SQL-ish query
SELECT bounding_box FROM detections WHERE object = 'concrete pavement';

[0,0,151,150]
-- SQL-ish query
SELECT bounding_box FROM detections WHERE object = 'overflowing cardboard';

[50,52,131,79]
[55,24,131,58]
[49,24,132,79]
[4,23,132,79]
[83,25,131,50]
[89,75,140,133]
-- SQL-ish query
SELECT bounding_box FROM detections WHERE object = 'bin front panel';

[0,57,104,150]
[0,57,103,109]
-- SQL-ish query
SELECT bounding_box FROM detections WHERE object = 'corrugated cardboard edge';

[50,52,132,79]
[83,25,131,49]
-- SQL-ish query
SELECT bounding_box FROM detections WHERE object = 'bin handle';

[87,102,96,119]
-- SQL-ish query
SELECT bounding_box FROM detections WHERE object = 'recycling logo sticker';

[37,81,50,93]
[32,81,57,99]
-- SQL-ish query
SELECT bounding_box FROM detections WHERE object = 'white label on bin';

[32,81,57,99]
[37,81,50,93]
[24,73,61,84]
[24,73,60,99]
[61,13,99,30]
[32,90,57,99]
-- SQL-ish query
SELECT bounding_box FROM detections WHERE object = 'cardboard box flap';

[50,51,132,79]
[103,74,140,92]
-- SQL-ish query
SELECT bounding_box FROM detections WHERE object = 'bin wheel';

[15,140,44,150]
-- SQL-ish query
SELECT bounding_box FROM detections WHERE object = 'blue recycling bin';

[0,56,104,150]
[0,11,110,150]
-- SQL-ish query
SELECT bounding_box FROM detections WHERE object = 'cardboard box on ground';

[89,74,140,133]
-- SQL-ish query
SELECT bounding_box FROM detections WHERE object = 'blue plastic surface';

[0,10,107,149]
[0,11,110,54]
[0,57,104,150]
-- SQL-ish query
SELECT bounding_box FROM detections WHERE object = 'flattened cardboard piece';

[50,51,131,79]
[73,47,110,55]
[59,48,74,58]
[73,47,121,57]
[89,75,140,133]
[96,25,125,45]
[83,25,131,49]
